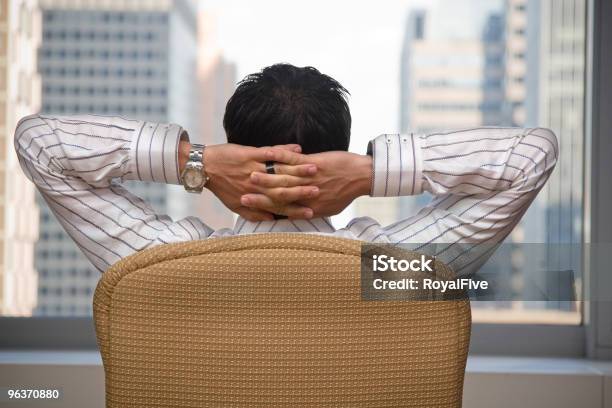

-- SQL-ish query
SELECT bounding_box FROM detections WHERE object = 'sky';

[199,0,502,152]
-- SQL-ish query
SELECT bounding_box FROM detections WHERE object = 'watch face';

[183,169,204,188]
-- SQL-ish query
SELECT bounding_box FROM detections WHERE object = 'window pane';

[2,0,586,327]
[357,0,586,324]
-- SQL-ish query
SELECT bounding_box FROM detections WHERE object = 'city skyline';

[203,0,502,154]
[34,0,203,316]
[392,5,507,220]
[0,0,587,321]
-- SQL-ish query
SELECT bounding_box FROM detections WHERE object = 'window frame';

[0,317,97,350]
[585,0,612,360]
[0,318,590,357]
[1,0,610,359]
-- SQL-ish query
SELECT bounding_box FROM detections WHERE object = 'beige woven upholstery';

[93,233,471,407]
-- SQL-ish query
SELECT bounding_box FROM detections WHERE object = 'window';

[2,0,608,359]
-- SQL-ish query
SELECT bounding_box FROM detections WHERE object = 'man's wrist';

[178,139,192,175]
[201,144,220,191]
[355,154,373,197]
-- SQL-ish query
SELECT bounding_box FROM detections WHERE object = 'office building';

[502,0,584,245]
[400,9,505,135]
[480,0,585,314]
[482,13,505,126]
[502,0,528,126]
[396,6,505,218]
[35,0,198,316]
[530,0,585,245]
[0,0,42,316]
[512,0,585,245]
[528,0,586,314]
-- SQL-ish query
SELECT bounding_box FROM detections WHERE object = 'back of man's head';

[223,63,351,154]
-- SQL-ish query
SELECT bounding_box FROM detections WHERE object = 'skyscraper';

[507,0,586,245]
[502,0,528,126]
[397,6,505,217]
[482,12,505,126]
[530,0,585,246]
[399,9,505,135]
[528,0,586,314]
[0,0,42,316]
[35,0,198,316]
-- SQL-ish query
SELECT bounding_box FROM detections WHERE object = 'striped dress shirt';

[14,114,558,276]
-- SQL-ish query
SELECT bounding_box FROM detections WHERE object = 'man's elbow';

[531,127,559,169]
[13,113,46,175]
[14,114,41,156]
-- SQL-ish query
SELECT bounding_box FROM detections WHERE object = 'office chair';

[93,233,471,407]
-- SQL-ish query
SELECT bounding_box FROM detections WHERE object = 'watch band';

[194,144,209,187]
[181,143,209,193]
[189,143,205,165]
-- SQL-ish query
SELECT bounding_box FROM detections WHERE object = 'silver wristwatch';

[180,143,209,193]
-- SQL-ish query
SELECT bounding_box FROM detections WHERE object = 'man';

[15,64,558,276]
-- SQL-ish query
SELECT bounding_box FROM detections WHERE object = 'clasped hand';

[203,143,372,221]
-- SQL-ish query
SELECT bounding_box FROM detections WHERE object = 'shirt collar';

[233,216,335,234]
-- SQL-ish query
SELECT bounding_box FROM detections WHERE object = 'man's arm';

[359,128,558,248]
[244,127,558,274]
[14,114,317,272]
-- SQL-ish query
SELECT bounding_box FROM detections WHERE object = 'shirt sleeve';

[14,114,213,273]
[347,127,559,276]
[368,133,424,197]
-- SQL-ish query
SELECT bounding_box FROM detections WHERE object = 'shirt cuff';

[368,133,423,197]
[131,122,185,185]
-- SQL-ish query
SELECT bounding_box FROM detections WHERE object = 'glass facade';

[33,3,197,316]
[1,0,587,326]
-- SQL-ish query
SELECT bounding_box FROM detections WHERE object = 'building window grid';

[8,3,588,340]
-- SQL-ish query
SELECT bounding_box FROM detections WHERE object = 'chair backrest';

[94,234,471,408]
